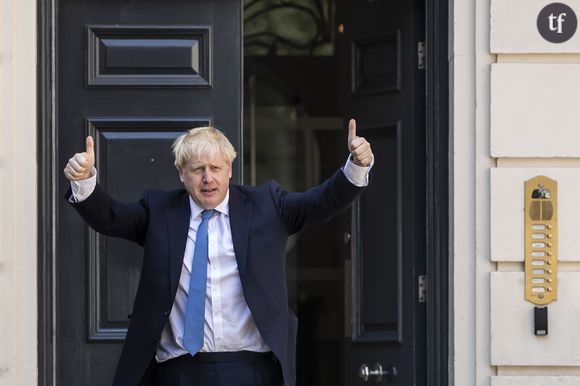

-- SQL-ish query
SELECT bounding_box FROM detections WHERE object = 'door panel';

[339,1,426,385]
[352,124,402,344]
[56,1,241,384]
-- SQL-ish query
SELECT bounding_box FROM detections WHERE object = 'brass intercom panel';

[525,176,558,306]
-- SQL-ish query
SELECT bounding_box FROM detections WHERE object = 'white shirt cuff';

[342,155,373,187]
[69,168,97,203]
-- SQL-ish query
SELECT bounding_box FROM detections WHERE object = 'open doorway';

[37,0,447,384]
[241,1,448,385]
[243,3,347,385]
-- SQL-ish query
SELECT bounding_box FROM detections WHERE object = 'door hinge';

[418,41,426,70]
[418,275,427,303]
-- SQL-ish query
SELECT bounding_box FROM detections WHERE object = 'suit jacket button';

[151,337,158,343]
[164,311,170,316]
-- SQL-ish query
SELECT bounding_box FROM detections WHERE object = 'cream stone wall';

[0,0,38,385]
[491,63,580,157]
[451,1,473,385]
[486,0,580,384]
[451,0,497,384]
[491,168,580,262]
[491,272,580,365]
[491,0,580,53]
[492,376,580,386]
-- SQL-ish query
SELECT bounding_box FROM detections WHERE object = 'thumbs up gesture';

[63,136,96,181]
[347,119,373,167]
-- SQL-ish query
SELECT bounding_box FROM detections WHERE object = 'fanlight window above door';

[244,0,335,56]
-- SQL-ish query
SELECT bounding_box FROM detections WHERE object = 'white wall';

[482,0,580,385]
[450,0,477,383]
[0,0,38,384]
[451,0,498,384]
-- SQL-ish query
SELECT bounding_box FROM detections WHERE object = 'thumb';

[86,136,94,156]
[348,119,357,141]
[348,119,357,148]
[85,136,95,165]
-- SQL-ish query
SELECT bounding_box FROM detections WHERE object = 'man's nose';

[202,170,214,182]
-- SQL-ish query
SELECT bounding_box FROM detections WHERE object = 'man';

[63,119,373,386]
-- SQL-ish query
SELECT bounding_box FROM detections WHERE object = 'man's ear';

[178,168,184,183]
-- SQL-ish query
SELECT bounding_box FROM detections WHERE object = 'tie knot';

[201,209,215,220]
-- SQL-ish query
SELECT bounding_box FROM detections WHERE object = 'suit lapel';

[228,186,253,278]
[166,191,191,299]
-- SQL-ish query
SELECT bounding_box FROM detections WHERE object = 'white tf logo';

[549,12,567,33]
[538,3,577,43]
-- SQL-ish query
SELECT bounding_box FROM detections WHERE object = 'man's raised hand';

[347,119,373,167]
[63,136,95,181]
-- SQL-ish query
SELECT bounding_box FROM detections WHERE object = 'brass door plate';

[525,176,557,305]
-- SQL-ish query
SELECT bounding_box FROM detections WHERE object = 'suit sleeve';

[270,169,365,235]
[65,183,149,246]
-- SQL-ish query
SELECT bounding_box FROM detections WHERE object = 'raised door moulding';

[87,25,212,87]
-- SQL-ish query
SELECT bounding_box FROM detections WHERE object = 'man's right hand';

[64,136,95,181]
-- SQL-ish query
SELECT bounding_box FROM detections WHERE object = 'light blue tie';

[183,209,215,355]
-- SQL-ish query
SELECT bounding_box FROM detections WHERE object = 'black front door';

[54,1,242,384]
[339,1,427,385]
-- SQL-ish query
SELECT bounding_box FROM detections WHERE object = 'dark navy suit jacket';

[67,168,364,386]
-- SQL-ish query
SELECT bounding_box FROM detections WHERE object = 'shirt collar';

[188,189,230,219]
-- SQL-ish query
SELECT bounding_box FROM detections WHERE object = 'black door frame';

[37,1,448,385]
[424,1,449,385]
[38,0,58,383]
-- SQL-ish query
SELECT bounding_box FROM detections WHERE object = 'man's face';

[179,154,232,209]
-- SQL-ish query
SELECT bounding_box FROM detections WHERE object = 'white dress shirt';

[155,192,270,361]
[69,155,372,361]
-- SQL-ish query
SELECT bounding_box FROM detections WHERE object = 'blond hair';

[172,126,237,170]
